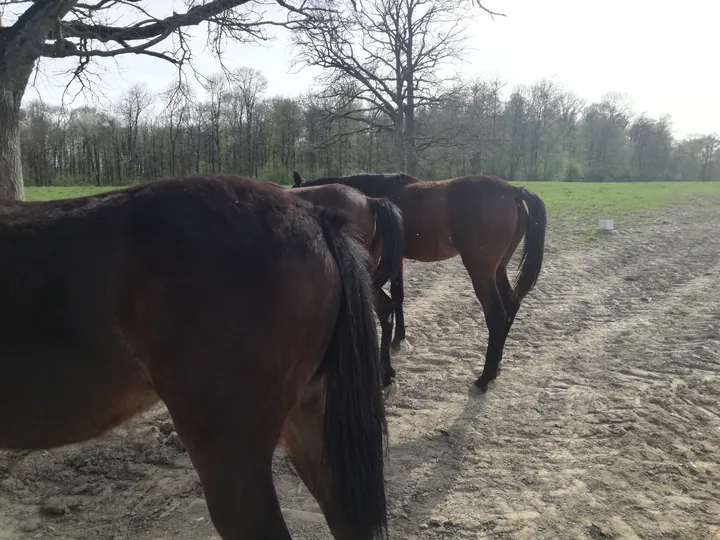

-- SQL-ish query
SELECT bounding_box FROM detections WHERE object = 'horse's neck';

[342,177,399,199]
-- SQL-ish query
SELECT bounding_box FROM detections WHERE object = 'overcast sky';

[18,0,718,139]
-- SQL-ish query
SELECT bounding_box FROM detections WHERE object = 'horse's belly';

[404,221,458,262]
[400,193,457,262]
[0,347,158,450]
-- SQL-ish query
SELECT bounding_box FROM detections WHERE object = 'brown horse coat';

[291,182,405,384]
[293,171,547,391]
[0,174,389,539]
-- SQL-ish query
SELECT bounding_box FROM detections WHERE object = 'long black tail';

[369,198,405,291]
[319,213,388,540]
[514,187,547,301]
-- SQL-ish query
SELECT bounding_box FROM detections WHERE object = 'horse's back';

[291,183,376,249]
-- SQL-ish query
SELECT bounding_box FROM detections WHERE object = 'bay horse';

[0,174,389,540]
[290,182,404,386]
[292,171,547,392]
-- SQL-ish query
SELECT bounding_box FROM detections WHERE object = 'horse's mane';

[300,172,419,197]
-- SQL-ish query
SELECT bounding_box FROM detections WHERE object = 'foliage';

[18,72,720,187]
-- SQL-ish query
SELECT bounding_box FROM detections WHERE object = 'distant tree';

[629,114,673,181]
[231,67,268,176]
[160,80,195,177]
[205,74,226,173]
[458,77,505,176]
[582,92,632,181]
[698,135,719,182]
[116,84,153,182]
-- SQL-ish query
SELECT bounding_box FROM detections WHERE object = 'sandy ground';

[1,202,719,540]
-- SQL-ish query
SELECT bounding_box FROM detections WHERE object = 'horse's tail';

[389,263,405,347]
[513,187,547,301]
[319,212,388,540]
[368,198,405,291]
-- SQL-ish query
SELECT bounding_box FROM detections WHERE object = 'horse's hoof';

[474,378,489,392]
[474,375,496,393]
[383,380,398,402]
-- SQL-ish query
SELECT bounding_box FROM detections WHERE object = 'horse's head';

[291,171,307,188]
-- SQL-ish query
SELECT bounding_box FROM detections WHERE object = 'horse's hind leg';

[461,255,509,392]
[375,288,396,386]
[280,379,358,539]
[152,366,292,539]
[485,267,520,383]
[491,215,526,375]
[496,265,520,335]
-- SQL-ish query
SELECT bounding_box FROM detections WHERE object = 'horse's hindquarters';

[116,183,343,538]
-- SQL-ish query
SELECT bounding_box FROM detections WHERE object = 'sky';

[17,0,719,139]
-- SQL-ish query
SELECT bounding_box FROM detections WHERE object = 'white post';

[598,219,614,231]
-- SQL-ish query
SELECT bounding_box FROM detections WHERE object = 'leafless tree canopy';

[290,0,502,174]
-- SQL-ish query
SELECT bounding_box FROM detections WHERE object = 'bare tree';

[205,74,226,172]
[0,0,308,200]
[458,77,505,174]
[292,0,502,175]
[232,67,268,175]
[116,84,153,180]
[160,80,195,176]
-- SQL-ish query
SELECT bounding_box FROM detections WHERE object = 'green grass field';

[25,181,720,239]
[516,181,720,217]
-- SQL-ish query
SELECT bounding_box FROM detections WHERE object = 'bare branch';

[473,0,505,19]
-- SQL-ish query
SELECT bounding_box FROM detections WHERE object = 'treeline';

[20,71,719,187]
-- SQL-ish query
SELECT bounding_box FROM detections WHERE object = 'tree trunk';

[394,113,405,172]
[246,109,253,175]
[404,101,417,176]
[0,86,27,200]
[404,9,418,177]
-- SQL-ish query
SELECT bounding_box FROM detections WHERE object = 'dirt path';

[2,203,719,540]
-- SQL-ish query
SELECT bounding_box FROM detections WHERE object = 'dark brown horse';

[291,183,404,386]
[293,171,547,392]
[0,174,389,539]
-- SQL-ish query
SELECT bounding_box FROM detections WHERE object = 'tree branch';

[60,0,255,42]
